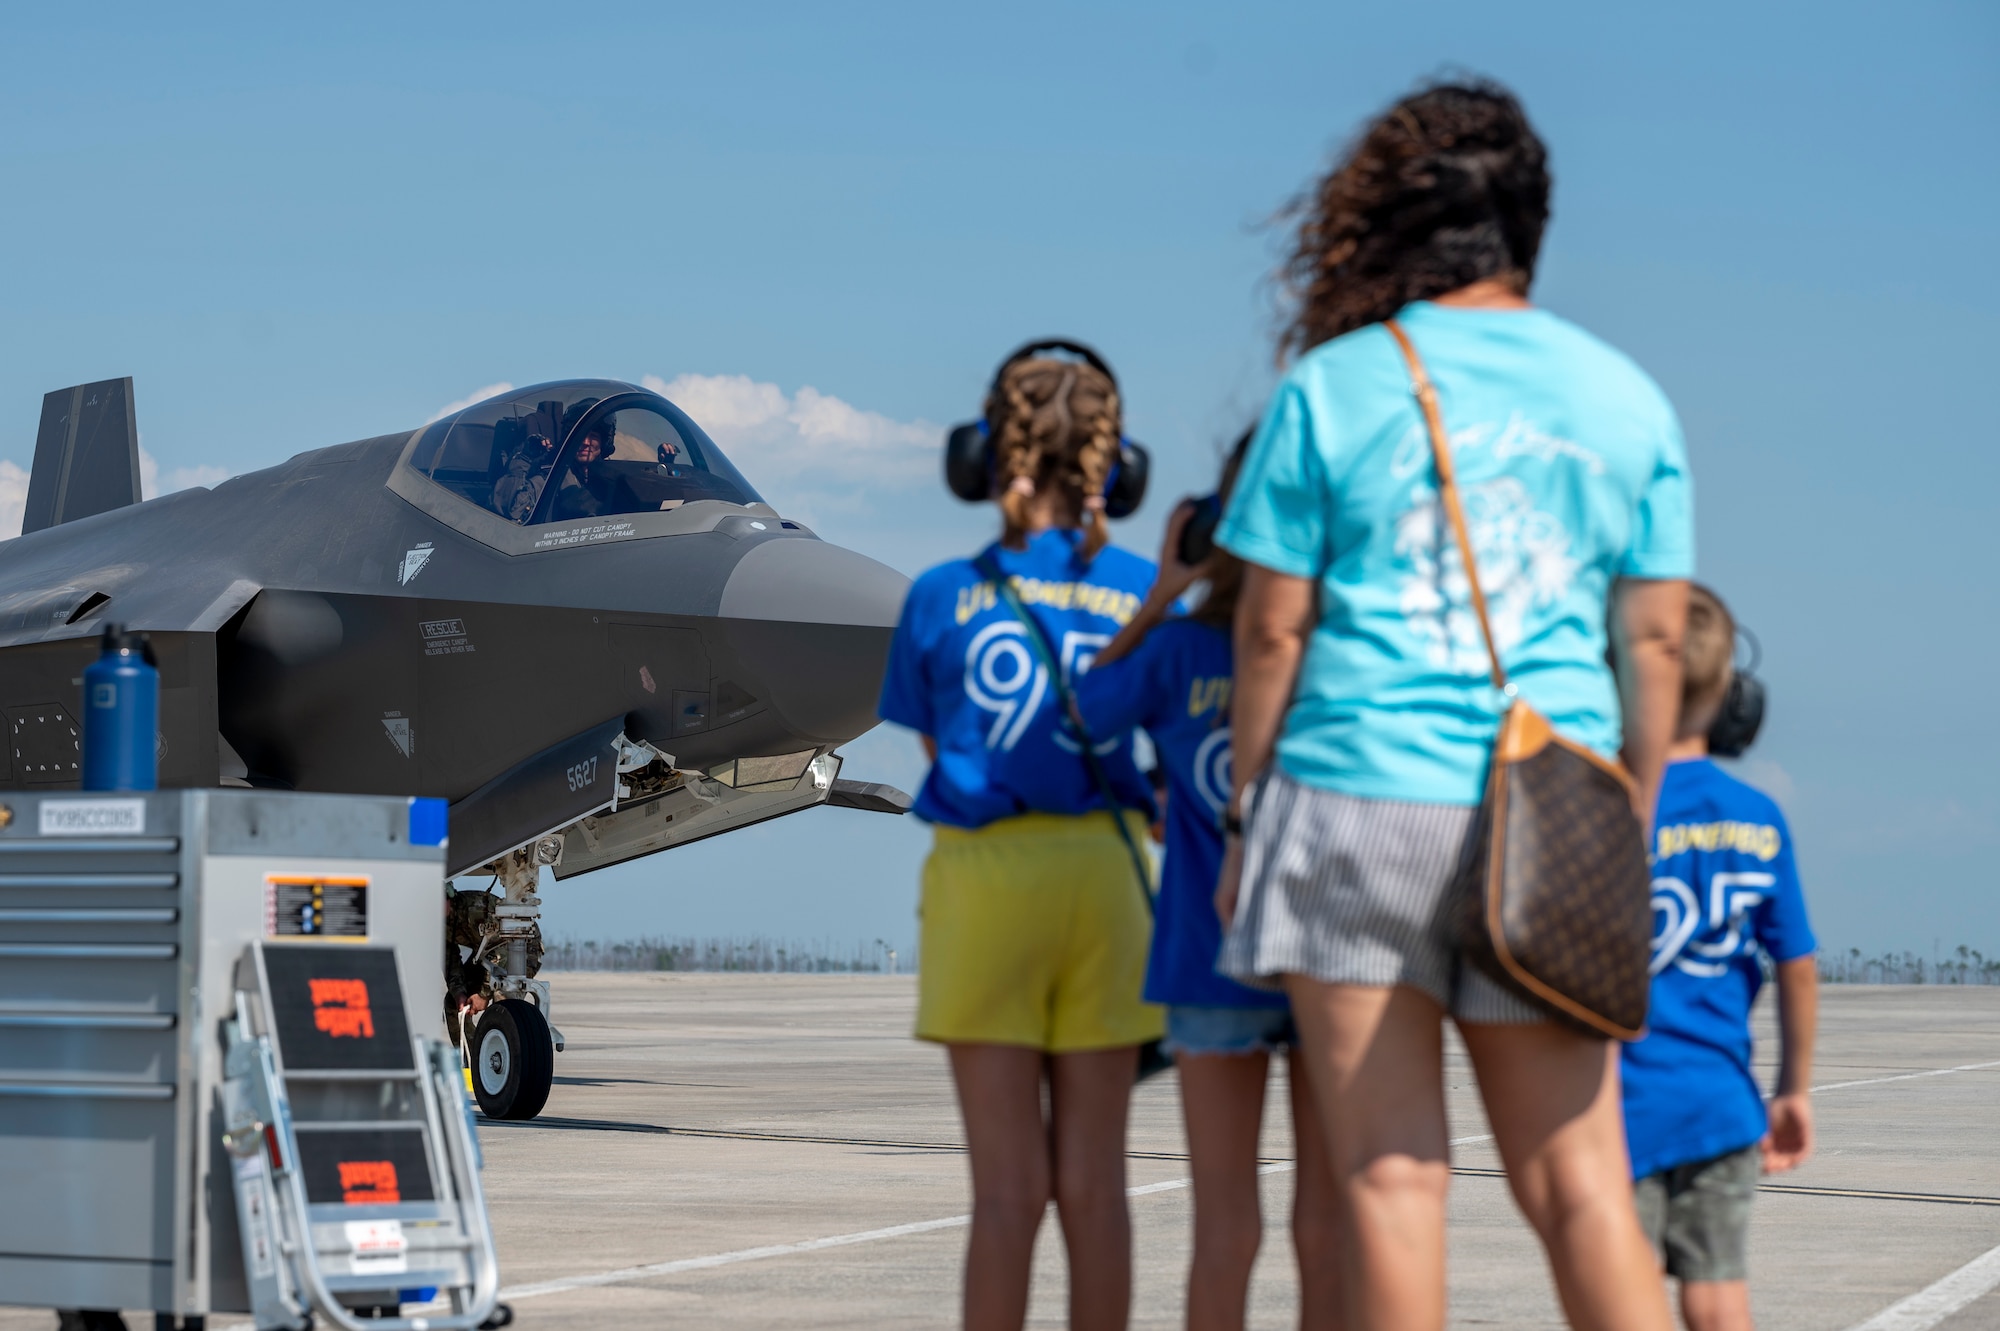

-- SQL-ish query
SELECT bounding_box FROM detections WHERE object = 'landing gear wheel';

[471,999,554,1120]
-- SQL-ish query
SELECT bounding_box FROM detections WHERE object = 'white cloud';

[427,382,515,424]
[162,463,231,494]
[0,461,27,540]
[0,447,230,543]
[645,373,937,485]
[138,446,231,502]
[643,372,963,570]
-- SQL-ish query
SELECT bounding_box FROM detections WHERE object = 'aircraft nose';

[718,536,909,742]
[719,535,907,629]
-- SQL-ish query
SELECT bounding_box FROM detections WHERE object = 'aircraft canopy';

[410,380,764,526]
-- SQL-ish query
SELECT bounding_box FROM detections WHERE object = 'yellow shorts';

[916,811,1165,1053]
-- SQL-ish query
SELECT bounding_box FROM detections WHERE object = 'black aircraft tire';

[471,999,555,1120]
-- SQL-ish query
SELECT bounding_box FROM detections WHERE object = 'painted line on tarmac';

[1452,1166,2000,1208]
[501,1135,1492,1302]
[500,1212,978,1300]
[484,1055,2000,1305]
[493,1115,1225,1164]
[1758,1182,2000,1207]
[494,1117,1503,1165]
[1844,1240,2000,1331]
[1814,1059,2000,1093]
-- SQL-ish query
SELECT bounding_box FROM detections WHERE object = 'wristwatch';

[1221,809,1245,838]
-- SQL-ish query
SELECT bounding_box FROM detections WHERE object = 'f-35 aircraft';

[0,376,911,1117]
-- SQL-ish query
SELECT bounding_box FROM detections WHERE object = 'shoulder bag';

[1384,320,1654,1040]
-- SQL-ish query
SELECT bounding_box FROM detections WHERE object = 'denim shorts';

[1165,1004,1296,1057]
[1634,1144,1760,1283]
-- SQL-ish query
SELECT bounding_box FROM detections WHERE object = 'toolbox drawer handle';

[0,1011,176,1029]
[0,1081,174,1099]
[0,838,181,854]
[0,908,178,923]
[0,943,177,958]
[0,874,179,888]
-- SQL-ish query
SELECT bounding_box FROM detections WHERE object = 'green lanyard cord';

[974,552,1156,916]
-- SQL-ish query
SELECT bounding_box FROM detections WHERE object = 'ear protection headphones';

[1707,625,1766,758]
[944,339,1150,519]
[1174,427,1256,567]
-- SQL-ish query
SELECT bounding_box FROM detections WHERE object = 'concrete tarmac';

[8,978,1997,1328]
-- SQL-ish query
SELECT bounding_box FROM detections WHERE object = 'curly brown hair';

[988,356,1123,557]
[1276,78,1551,359]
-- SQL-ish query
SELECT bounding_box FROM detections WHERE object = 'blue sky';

[1,2,1993,958]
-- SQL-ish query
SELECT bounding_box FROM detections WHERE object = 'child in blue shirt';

[876,345,1163,1328]
[1009,436,1338,1328]
[1622,584,1818,1331]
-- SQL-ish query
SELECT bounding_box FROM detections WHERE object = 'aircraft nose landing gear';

[472,997,555,1120]
[455,839,564,1120]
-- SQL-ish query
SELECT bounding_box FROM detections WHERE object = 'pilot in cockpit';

[553,419,620,519]
[491,431,554,523]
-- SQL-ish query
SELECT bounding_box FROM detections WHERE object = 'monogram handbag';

[1385,320,1655,1040]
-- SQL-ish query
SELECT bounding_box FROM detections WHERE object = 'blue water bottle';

[82,623,159,792]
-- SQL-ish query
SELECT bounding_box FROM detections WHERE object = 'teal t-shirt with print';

[1218,302,1694,805]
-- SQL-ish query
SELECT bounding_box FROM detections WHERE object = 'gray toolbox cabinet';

[0,789,449,1319]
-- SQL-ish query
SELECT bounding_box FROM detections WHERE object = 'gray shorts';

[1216,770,1542,1024]
[1634,1144,1760,1283]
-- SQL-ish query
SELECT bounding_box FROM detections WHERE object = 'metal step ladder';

[220,942,504,1331]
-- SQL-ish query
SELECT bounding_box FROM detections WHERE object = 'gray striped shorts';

[1217,770,1543,1024]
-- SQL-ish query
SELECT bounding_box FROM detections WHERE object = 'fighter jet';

[0,376,911,1117]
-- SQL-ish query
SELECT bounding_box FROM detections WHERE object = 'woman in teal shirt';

[1217,81,1690,1326]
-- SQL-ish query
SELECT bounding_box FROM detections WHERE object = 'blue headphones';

[943,338,1150,518]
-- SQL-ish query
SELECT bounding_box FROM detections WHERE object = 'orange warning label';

[309,978,375,1039]
[338,1160,401,1205]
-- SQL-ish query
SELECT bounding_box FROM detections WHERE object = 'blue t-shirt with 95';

[1010,617,1285,1009]
[878,528,1157,828]
[1621,758,1816,1179]
[1218,301,1695,805]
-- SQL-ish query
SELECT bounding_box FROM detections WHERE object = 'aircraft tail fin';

[23,377,141,535]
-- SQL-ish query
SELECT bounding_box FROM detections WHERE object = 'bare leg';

[949,1044,1052,1331]
[1285,980,1450,1330]
[1178,1051,1271,1331]
[1286,1049,1343,1330]
[1049,1045,1140,1331]
[1681,1281,1754,1331]
[1460,1024,1672,1331]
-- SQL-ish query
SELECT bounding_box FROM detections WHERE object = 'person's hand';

[1633,773,1661,840]
[460,993,488,1016]
[1214,829,1244,927]
[1150,501,1207,607]
[1761,1093,1814,1174]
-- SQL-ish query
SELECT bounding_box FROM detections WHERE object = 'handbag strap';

[1384,320,1510,693]
[972,550,1156,913]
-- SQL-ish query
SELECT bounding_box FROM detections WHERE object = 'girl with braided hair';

[1215,80,1690,1325]
[988,357,1126,560]
[878,349,1163,1330]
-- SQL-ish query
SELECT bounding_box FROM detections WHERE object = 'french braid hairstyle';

[1275,78,1551,360]
[987,356,1123,558]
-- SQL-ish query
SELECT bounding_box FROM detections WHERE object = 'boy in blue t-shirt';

[1622,585,1818,1331]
